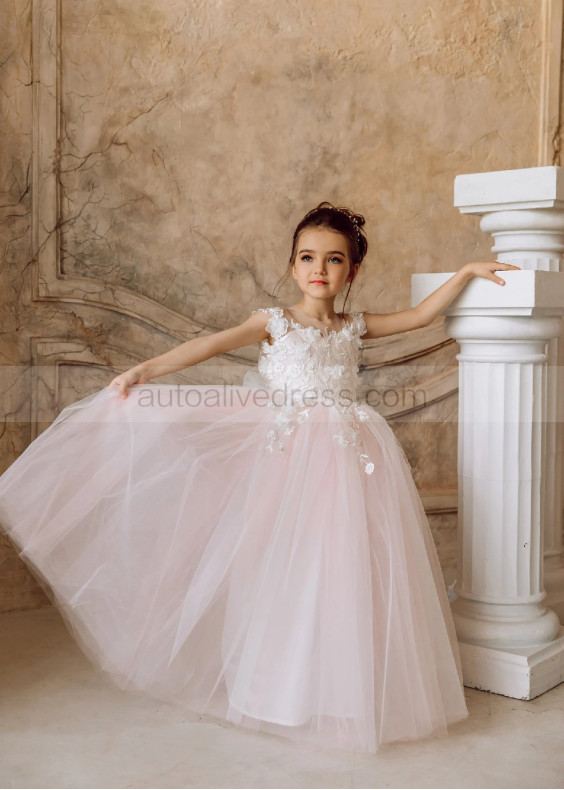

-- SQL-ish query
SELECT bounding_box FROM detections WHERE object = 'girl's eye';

[300,255,342,263]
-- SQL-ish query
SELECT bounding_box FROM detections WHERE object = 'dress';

[0,306,468,754]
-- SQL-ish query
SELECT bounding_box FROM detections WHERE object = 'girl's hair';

[272,201,368,318]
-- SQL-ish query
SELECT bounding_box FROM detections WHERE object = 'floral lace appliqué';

[332,403,375,475]
[265,403,310,452]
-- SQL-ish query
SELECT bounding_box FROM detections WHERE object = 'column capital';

[454,166,564,213]
[412,270,564,320]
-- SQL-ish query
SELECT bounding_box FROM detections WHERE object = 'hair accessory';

[336,208,361,243]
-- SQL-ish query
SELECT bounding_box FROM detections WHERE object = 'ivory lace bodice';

[252,307,366,402]
[245,307,378,474]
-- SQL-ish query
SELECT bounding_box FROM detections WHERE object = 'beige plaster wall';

[0,0,545,610]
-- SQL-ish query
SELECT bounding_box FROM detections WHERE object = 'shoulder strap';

[349,311,367,337]
[251,307,289,340]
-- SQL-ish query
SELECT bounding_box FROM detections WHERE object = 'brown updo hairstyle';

[273,201,368,318]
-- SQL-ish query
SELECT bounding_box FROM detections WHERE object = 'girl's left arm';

[362,261,521,340]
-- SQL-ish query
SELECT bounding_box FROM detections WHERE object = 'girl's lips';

[311,281,328,284]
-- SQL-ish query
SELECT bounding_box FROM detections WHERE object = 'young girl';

[0,202,519,755]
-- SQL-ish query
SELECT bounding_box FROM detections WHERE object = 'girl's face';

[291,227,359,299]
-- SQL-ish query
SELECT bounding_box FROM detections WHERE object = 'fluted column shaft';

[476,207,564,622]
[480,212,564,624]
[447,315,561,648]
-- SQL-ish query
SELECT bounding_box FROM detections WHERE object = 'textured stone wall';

[1,0,36,610]
[0,0,544,610]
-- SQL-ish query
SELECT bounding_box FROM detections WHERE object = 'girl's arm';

[362,261,521,340]
[109,311,270,398]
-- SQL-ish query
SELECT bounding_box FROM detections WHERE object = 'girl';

[0,202,519,755]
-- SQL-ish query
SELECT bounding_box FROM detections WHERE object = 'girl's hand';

[463,260,521,285]
[108,366,150,399]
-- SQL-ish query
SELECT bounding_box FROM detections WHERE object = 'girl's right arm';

[108,311,270,398]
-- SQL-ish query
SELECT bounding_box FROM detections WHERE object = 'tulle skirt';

[0,383,468,753]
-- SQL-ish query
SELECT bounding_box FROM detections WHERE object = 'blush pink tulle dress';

[0,306,468,754]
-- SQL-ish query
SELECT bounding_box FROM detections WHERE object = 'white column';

[412,167,564,699]
[452,314,559,649]
[456,167,564,623]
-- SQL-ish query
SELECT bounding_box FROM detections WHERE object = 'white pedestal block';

[458,627,564,700]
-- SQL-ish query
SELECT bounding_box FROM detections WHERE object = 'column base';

[459,627,564,699]
[544,564,564,624]
[544,593,564,625]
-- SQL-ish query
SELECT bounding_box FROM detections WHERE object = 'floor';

[1,607,563,789]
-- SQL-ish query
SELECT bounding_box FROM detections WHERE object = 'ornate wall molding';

[28,337,254,437]
[538,0,564,166]
[30,0,460,387]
